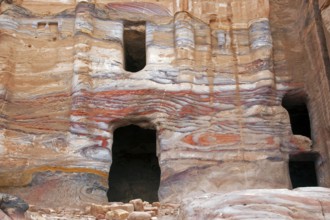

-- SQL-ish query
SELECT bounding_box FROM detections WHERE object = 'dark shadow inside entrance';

[107,124,160,202]
[282,94,311,138]
[124,21,146,72]
[289,153,319,188]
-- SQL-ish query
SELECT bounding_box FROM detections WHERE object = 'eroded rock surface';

[25,198,180,220]
[179,187,330,220]
[0,0,329,217]
[20,187,330,219]
[0,193,28,219]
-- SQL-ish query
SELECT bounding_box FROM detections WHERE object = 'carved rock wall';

[270,0,330,186]
[320,0,330,58]
[0,0,329,208]
[179,187,330,219]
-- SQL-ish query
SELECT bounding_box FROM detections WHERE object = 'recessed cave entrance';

[123,21,146,72]
[289,153,319,188]
[283,94,319,188]
[107,124,160,202]
[282,94,311,138]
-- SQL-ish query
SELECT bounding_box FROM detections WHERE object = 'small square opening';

[289,153,319,188]
[37,22,58,34]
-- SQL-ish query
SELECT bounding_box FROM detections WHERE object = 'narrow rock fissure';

[107,125,160,202]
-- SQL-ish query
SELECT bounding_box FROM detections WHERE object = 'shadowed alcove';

[282,93,311,138]
[282,93,318,188]
[123,21,146,72]
[107,124,160,202]
[289,153,319,188]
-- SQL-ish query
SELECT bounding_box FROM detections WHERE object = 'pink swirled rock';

[106,2,171,16]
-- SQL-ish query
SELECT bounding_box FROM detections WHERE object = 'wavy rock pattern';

[0,0,329,211]
[270,0,330,185]
[106,2,171,16]
[180,187,330,220]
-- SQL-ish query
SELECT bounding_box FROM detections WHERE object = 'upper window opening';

[123,21,146,72]
[282,94,311,138]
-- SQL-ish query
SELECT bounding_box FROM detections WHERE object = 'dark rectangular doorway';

[107,124,160,202]
[289,153,319,188]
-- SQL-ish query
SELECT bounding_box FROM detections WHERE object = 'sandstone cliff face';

[179,187,330,219]
[320,0,330,58]
[0,0,329,211]
[270,0,330,186]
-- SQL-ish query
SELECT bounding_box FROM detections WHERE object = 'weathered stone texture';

[0,0,329,215]
[320,0,330,57]
[270,0,330,186]
[179,187,330,219]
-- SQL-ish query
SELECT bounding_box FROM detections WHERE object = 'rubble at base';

[24,199,180,220]
[21,187,330,220]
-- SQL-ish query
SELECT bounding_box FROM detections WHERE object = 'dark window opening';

[124,21,146,72]
[282,94,311,138]
[107,124,160,202]
[289,153,319,188]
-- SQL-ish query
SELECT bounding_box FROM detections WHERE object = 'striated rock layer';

[0,0,329,211]
[179,187,330,219]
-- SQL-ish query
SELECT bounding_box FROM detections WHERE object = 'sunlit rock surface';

[179,187,330,220]
[0,1,329,217]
